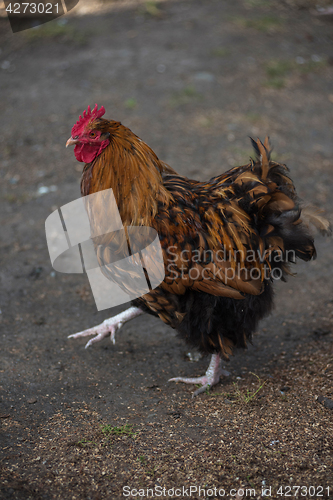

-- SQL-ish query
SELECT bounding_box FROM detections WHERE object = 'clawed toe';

[168,376,208,385]
[192,384,210,397]
[68,321,115,348]
[169,354,228,396]
[68,325,111,345]
[84,333,108,349]
[168,375,211,397]
[67,308,144,349]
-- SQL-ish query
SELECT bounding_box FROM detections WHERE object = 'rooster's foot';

[169,354,229,397]
[68,306,143,349]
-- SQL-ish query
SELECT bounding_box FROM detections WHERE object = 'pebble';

[194,72,215,82]
[280,386,290,392]
[27,397,37,404]
[317,395,333,410]
[1,60,10,70]
[185,351,202,362]
[37,185,58,196]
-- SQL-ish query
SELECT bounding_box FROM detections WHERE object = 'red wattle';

[74,139,109,163]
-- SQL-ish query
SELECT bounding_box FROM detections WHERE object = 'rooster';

[66,104,329,396]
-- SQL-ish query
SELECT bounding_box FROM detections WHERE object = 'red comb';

[71,104,106,136]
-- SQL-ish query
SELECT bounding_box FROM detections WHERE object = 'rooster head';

[66,104,110,163]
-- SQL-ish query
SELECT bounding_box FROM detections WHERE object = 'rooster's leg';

[169,353,229,397]
[68,306,144,349]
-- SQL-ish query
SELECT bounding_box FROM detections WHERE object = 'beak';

[66,137,79,148]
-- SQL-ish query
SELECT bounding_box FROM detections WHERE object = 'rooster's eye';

[89,131,96,138]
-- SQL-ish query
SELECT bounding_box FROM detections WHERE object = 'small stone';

[33,317,46,326]
[185,352,202,362]
[313,328,330,338]
[29,267,43,280]
[194,72,215,82]
[27,397,37,404]
[37,185,57,196]
[317,396,333,410]
[1,60,10,70]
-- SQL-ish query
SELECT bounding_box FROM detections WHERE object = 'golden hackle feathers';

[81,120,173,228]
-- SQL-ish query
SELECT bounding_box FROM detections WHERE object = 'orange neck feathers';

[80,122,172,226]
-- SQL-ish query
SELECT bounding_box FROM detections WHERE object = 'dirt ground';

[0,0,333,498]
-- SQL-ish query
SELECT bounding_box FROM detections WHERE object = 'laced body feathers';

[80,119,319,358]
